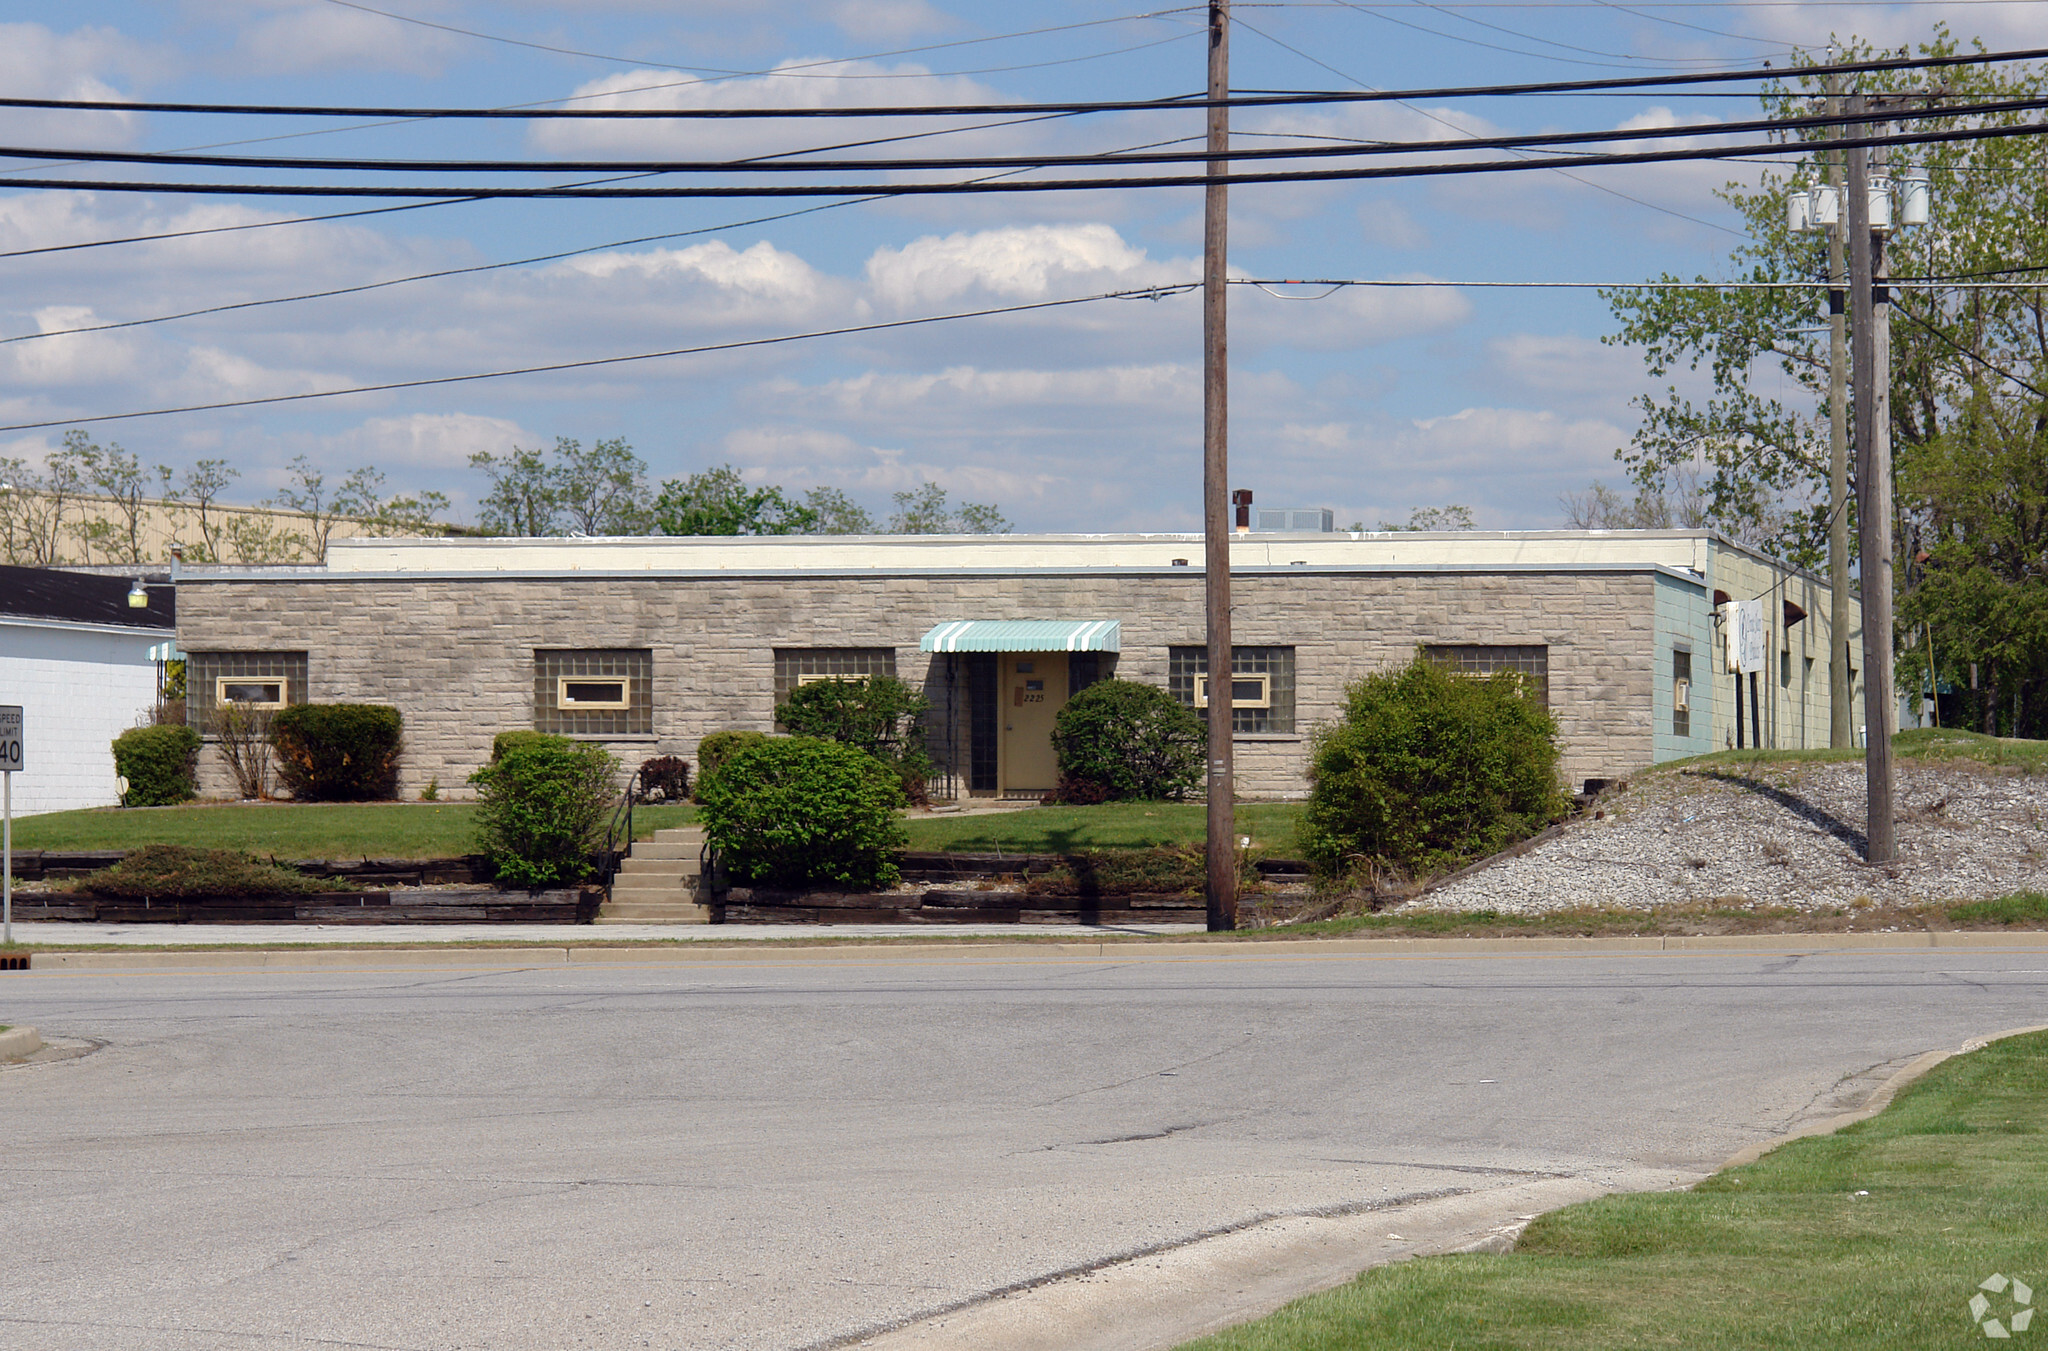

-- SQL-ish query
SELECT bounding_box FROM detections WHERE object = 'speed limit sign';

[0,705,19,772]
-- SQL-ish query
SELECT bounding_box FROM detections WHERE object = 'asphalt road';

[3,943,2046,1351]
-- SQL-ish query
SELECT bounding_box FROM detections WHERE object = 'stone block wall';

[177,566,1666,801]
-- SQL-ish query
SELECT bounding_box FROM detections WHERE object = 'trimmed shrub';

[695,729,771,792]
[697,736,906,889]
[468,740,620,887]
[270,703,404,801]
[83,845,347,898]
[775,675,933,804]
[1050,679,1206,802]
[111,724,201,807]
[638,755,690,802]
[492,729,570,761]
[1300,655,1569,880]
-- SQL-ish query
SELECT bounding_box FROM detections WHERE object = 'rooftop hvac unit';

[1254,508,1335,532]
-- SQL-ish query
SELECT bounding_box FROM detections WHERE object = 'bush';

[775,675,934,804]
[1300,655,1569,880]
[111,724,201,806]
[269,703,403,801]
[491,729,570,761]
[697,736,906,889]
[215,703,275,799]
[1050,679,1206,802]
[637,755,690,802]
[468,739,620,887]
[695,729,771,793]
[83,844,347,898]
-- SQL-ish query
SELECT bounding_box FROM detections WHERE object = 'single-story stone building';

[171,529,1863,801]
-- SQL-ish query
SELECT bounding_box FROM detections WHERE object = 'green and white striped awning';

[919,619,1120,653]
[147,640,181,662]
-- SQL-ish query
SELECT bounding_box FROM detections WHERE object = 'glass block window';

[1673,647,1693,738]
[535,649,652,736]
[185,651,307,733]
[1422,644,1549,706]
[1168,646,1297,733]
[772,647,897,703]
[1069,652,1115,698]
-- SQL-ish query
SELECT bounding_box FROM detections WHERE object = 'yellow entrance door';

[1001,653,1068,796]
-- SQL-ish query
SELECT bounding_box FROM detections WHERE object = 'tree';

[0,437,93,565]
[267,455,385,560]
[1601,32,2048,567]
[470,437,650,536]
[160,458,239,562]
[1603,32,2048,723]
[652,464,818,535]
[801,486,875,535]
[1559,473,1708,530]
[1375,504,1476,532]
[66,432,153,564]
[888,481,1011,534]
[469,444,558,536]
[554,437,652,535]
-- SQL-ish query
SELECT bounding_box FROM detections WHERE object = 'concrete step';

[619,855,701,878]
[610,879,700,900]
[627,840,700,861]
[594,902,714,924]
[653,827,705,844]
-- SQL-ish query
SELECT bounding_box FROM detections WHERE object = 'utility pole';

[1825,72,1853,749]
[1846,89,1896,863]
[1202,0,1237,931]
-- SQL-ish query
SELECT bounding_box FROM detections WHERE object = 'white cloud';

[863,223,1187,308]
[529,59,1009,160]
[232,1,460,75]
[827,0,951,41]
[0,23,158,148]
[322,412,535,469]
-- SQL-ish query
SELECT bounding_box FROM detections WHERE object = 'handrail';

[597,765,642,893]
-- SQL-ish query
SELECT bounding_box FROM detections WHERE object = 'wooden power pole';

[1203,0,1237,931]
[1825,74,1853,750]
[1845,90,1896,863]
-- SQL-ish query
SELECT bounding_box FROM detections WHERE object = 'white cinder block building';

[0,566,176,815]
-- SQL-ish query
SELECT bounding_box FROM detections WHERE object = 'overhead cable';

[4,117,2037,200]
[8,43,2045,120]
[9,92,2036,177]
[0,283,1199,434]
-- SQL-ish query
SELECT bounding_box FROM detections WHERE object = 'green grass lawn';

[12,799,1291,861]
[1655,726,2048,777]
[902,801,1306,856]
[10,802,695,859]
[1179,1029,2048,1350]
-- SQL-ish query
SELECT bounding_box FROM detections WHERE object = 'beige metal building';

[171,529,1864,801]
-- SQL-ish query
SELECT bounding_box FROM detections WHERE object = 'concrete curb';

[17,929,2048,972]
[1719,1021,2048,1170]
[0,1026,43,1061]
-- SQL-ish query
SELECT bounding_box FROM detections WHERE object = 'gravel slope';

[1411,759,2048,914]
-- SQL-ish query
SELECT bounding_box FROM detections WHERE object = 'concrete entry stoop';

[596,825,714,924]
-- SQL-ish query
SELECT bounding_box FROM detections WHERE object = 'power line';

[0,284,1199,434]
[6,116,2037,199]
[0,199,466,261]
[17,89,2041,176]
[0,123,1205,346]
[10,43,2045,121]
[1226,12,1751,236]
[314,0,1205,80]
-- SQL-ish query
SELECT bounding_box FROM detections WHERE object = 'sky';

[0,0,2031,533]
